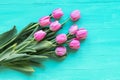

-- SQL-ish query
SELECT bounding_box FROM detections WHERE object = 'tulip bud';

[52,8,63,19]
[39,16,51,27]
[70,10,80,21]
[56,34,67,44]
[50,21,61,31]
[69,39,80,49]
[34,30,46,41]
[55,46,67,56]
[69,24,78,35]
[76,28,87,40]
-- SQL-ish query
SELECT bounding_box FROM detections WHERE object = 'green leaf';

[11,22,37,45]
[0,26,17,49]
[46,31,56,38]
[20,48,36,53]
[22,55,48,60]
[18,22,37,35]
[0,44,16,61]
[15,40,32,51]
[29,40,55,51]
[26,23,39,31]
[4,53,28,61]
[3,53,48,62]
[2,60,35,72]
[25,25,39,40]
[8,65,34,72]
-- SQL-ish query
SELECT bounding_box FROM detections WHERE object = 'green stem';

[67,33,71,37]
[15,38,35,53]
[26,23,39,31]
[61,18,70,26]
[45,29,50,33]
[49,14,53,18]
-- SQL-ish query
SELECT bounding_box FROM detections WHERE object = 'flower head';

[34,30,46,41]
[76,28,87,40]
[56,34,67,44]
[39,16,51,27]
[50,21,61,31]
[70,10,80,21]
[52,8,63,19]
[69,39,80,49]
[55,46,67,56]
[69,24,78,35]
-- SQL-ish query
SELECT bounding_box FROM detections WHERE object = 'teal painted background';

[0,0,120,80]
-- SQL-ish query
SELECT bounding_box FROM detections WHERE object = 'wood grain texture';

[0,0,120,80]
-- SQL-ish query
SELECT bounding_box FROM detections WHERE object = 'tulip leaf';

[20,48,37,53]
[0,26,17,49]
[26,23,39,31]
[8,64,34,72]
[2,53,48,63]
[29,41,55,51]
[12,23,36,44]
[21,55,48,60]
[0,44,16,61]
[4,53,28,62]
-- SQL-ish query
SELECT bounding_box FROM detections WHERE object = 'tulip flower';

[39,16,51,27]
[69,24,78,35]
[52,8,63,19]
[34,30,46,41]
[55,46,67,56]
[69,39,80,49]
[50,21,61,31]
[70,10,80,21]
[76,28,87,40]
[56,34,67,44]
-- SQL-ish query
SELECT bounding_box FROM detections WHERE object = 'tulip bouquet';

[0,8,87,72]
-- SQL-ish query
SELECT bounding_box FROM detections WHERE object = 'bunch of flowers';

[0,8,87,72]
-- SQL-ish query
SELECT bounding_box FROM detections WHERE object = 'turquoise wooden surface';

[0,0,120,80]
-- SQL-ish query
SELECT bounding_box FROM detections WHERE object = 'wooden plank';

[0,1,120,80]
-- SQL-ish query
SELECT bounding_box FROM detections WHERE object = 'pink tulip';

[52,8,63,19]
[39,16,51,27]
[70,10,80,21]
[69,24,78,35]
[55,46,67,56]
[50,21,61,31]
[34,30,46,41]
[69,39,80,49]
[56,34,67,44]
[76,28,87,40]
